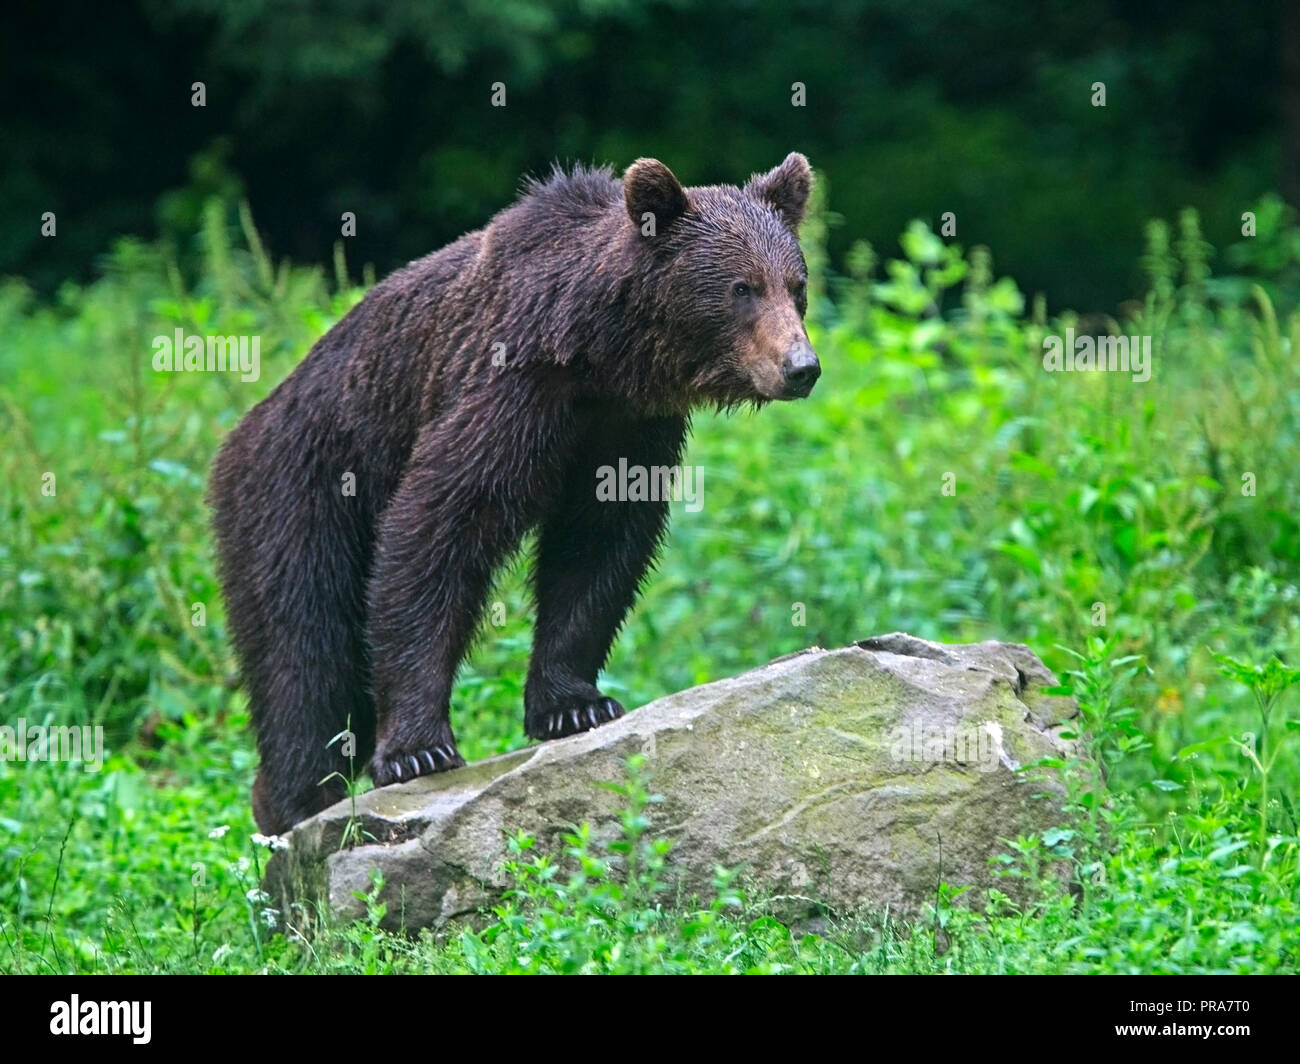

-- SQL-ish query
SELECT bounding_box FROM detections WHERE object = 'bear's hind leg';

[212,423,376,835]
[246,624,375,834]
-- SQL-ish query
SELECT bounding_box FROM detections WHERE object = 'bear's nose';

[780,342,821,398]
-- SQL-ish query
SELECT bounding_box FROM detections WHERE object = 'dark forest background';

[3,0,1294,311]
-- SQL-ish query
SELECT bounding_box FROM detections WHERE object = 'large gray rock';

[266,634,1080,930]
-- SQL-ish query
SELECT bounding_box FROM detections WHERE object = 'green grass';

[1,193,1298,973]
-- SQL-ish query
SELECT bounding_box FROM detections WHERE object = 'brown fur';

[209,154,819,834]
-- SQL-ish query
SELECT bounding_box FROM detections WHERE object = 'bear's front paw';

[370,742,465,787]
[525,696,625,741]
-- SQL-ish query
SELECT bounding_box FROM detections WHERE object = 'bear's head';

[624,153,820,407]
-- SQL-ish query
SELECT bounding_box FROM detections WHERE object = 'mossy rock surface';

[266,633,1081,931]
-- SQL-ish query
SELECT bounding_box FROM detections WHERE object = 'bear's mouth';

[686,354,819,408]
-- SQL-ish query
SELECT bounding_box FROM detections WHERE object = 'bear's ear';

[624,158,689,236]
[745,152,814,231]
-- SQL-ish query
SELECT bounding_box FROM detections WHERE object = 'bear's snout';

[780,340,821,399]
[744,309,820,401]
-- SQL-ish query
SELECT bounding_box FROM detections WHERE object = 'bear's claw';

[373,743,464,787]
[530,696,624,741]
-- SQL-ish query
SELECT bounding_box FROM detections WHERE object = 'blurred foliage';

[2,0,1287,310]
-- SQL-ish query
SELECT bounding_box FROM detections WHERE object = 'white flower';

[251,832,291,851]
[207,825,230,839]
[246,888,271,905]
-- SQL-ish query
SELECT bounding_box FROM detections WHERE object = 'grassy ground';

[1,194,1298,973]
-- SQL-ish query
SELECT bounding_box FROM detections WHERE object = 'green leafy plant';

[464,756,757,974]
[1209,652,1300,854]
[319,715,372,850]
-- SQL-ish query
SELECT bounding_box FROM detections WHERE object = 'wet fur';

[209,154,814,834]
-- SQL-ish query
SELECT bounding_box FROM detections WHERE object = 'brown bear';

[209,153,820,834]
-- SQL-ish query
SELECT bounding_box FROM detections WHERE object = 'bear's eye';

[731,282,751,298]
